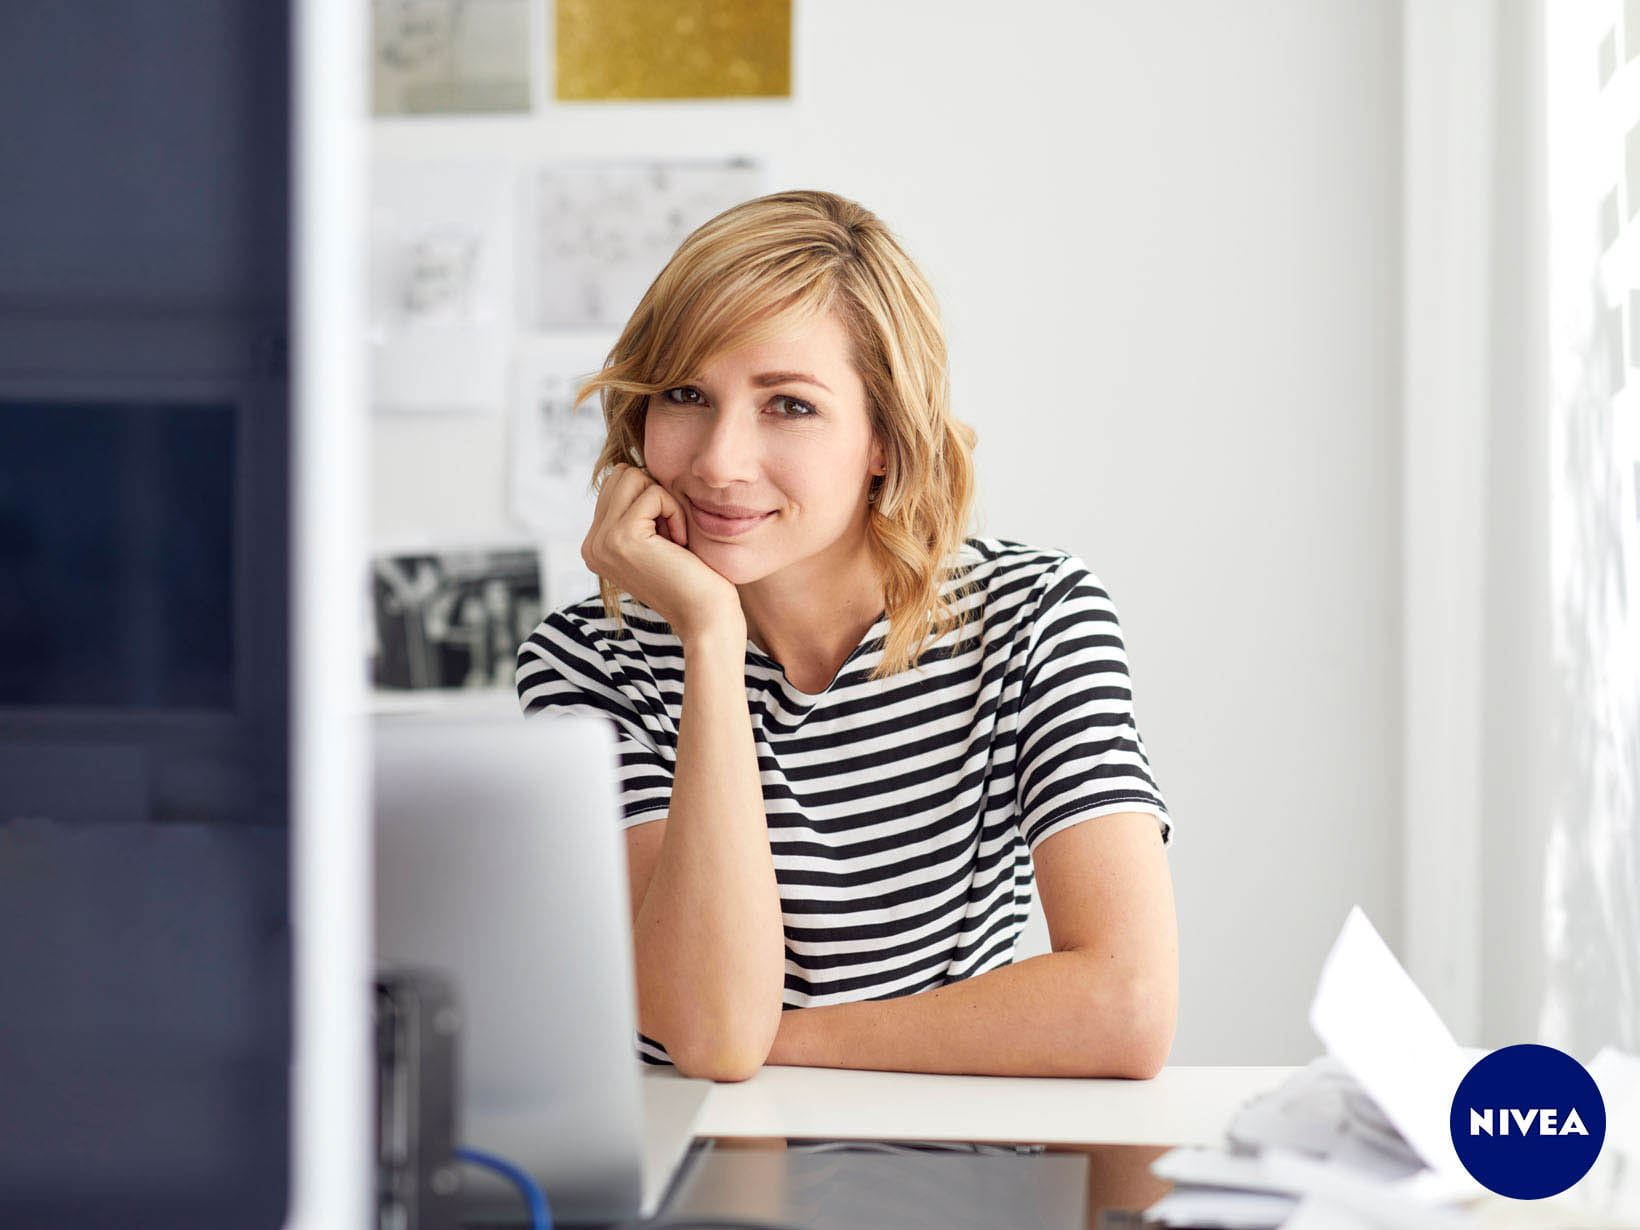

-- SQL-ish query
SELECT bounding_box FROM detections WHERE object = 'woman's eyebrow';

[751,370,832,393]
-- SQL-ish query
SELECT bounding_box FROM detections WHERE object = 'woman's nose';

[690,406,760,487]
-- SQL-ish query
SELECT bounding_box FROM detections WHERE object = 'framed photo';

[369,543,543,693]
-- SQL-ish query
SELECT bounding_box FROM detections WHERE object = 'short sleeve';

[1014,557,1172,851]
[515,610,674,827]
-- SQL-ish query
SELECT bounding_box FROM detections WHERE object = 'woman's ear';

[867,445,888,507]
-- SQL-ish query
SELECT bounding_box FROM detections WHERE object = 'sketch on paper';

[509,337,613,537]
[529,160,762,328]
[369,546,543,691]
[370,159,515,412]
[373,0,531,115]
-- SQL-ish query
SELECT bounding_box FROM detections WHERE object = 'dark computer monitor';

[0,3,298,1224]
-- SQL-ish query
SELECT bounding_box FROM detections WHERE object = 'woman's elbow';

[1120,1035,1171,1081]
[1118,977,1177,1080]
[1067,971,1175,1079]
[669,1037,768,1083]
[663,1011,778,1082]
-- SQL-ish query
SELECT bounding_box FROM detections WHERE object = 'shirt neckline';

[745,609,889,702]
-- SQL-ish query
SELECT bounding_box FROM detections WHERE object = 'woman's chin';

[691,543,768,587]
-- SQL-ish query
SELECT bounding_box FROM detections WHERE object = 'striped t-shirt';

[514,536,1171,1066]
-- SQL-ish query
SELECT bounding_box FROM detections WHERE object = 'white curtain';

[1536,0,1640,1056]
[1403,0,1640,1057]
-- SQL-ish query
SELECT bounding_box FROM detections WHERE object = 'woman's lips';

[688,496,775,538]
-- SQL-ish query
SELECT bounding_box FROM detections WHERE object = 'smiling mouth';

[687,496,775,537]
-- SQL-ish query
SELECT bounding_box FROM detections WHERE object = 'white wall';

[373,0,1404,1064]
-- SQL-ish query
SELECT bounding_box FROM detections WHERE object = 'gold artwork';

[555,0,792,101]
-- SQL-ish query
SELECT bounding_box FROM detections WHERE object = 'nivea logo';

[1467,1107,1589,1136]
[1450,1044,1605,1200]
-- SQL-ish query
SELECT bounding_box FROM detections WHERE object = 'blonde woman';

[516,190,1177,1083]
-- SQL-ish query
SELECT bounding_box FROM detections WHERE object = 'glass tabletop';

[653,1137,1178,1230]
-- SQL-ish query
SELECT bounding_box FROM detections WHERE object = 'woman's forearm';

[764,948,1173,1079]
[630,621,786,1079]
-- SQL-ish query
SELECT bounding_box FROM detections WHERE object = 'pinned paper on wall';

[528,160,762,328]
[509,336,614,538]
[370,159,517,413]
[554,0,791,101]
[373,0,531,115]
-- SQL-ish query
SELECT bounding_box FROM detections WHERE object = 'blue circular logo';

[1450,1044,1605,1200]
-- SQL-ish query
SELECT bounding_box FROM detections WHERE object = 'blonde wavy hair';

[577,189,978,680]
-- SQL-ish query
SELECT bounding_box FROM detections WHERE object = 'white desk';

[641,1063,1293,1172]
[637,1065,1297,1220]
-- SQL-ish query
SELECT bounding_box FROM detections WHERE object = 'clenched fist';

[581,463,744,644]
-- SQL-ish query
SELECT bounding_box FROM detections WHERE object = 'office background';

[370,0,1640,1067]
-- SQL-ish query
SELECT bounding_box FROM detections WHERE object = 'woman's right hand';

[581,462,743,643]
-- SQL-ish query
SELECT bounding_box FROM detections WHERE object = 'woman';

[516,190,1177,1083]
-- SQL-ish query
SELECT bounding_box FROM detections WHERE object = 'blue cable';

[455,1145,553,1230]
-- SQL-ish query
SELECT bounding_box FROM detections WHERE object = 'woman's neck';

[737,544,884,690]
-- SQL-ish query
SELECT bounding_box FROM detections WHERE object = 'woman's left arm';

[765,811,1178,1078]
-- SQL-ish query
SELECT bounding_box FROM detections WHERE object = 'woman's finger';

[600,462,654,524]
[659,485,688,547]
[585,464,649,571]
[590,461,632,527]
[625,480,681,541]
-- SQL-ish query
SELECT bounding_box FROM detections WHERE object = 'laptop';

[373,707,709,1225]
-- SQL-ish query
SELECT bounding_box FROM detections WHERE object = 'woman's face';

[642,310,884,587]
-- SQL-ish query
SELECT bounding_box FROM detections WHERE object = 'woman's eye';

[661,386,703,405]
[771,395,817,418]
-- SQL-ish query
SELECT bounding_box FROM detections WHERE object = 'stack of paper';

[1143,907,1640,1230]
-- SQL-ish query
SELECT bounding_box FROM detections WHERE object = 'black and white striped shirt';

[515,537,1171,1066]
